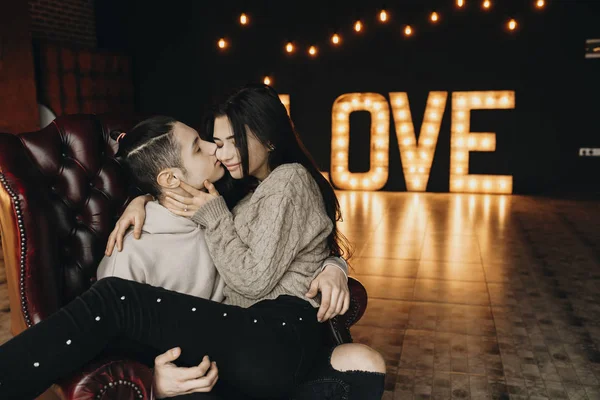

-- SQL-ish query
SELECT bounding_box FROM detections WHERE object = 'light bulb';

[379,10,388,22]
[239,13,248,25]
[285,42,294,53]
[354,20,363,32]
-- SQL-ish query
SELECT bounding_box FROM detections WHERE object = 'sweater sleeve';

[319,256,348,279]
[191,194,306,299]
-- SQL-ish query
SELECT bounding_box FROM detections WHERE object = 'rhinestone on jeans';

[192,307,196,312]
[223,313,227,317]
[282,322,286,326]
[120,296,126,300]
[157,298,161,303]
[253,319,257,323]
[33,362,40,367]
[66,339,72,345]
[299,317,303,321]
[95,316,101,321]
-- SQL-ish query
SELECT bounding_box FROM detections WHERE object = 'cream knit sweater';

[192,163,335,308]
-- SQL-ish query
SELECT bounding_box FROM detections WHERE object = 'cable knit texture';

[192,163,333,308]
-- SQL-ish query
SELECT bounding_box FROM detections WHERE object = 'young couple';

[0,84,386,399]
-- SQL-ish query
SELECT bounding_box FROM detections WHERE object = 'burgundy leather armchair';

[0,114,367,400]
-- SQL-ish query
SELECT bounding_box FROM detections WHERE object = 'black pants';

[0,277,323,400]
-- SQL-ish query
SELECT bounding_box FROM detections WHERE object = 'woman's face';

[213,116,270,180]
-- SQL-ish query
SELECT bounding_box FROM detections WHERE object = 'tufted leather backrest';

[0,113,143,332]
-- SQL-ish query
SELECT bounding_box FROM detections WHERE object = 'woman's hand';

[105,195,151,256]
[164,180,220,218]
[153,348,219,398]
[305,265,350,322]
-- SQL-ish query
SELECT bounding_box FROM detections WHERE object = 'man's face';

[172,122,225,188]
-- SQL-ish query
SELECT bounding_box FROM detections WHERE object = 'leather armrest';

[0,131,62,333]
[327,277,368,345]
[52,357,153,400]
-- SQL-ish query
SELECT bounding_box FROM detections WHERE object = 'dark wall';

[97,0,600,194]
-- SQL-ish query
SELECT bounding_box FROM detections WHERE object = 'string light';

[219,4,546,60]
[379,10,388,23]
[354,20,363,32]
[263,76,271,86]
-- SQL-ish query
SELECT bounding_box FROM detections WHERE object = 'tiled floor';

[1,192,600,399]
[338,192,600,400]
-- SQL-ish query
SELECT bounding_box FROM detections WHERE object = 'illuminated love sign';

[279,90,515,194]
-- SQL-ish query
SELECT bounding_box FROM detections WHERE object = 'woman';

[0,85,385,399]
[115,84,386,399]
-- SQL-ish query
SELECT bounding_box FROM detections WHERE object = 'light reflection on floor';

[1,191,599,399]
[338,192,600,400]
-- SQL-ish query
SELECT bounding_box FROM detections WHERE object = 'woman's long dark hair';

[203,83,353,261]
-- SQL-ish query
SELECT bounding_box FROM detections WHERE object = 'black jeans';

[169,346,386,400]
[0,277,323,400]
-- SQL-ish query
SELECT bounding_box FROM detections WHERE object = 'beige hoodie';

[97,201,226,302]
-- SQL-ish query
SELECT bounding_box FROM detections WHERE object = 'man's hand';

[306,265,350,322]
[153,347,219,398]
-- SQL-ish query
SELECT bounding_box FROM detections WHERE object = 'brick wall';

[29,0,97,47]
[0,0,40,133]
